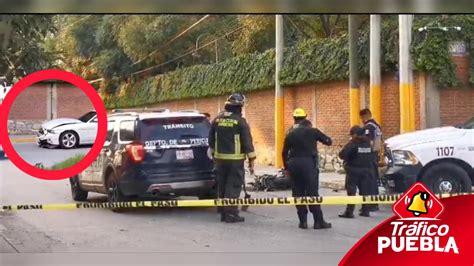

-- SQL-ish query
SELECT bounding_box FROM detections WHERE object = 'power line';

[62,15,93,30]
[88,19,244,84]
[130,25,245,77]
[88,24,244,84]
[132,15,211,66]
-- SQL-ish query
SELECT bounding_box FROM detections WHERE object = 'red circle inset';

[0,70,107,180]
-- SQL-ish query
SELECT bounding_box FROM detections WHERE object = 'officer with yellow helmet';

[282,108,333,229]
[290,108,312,130]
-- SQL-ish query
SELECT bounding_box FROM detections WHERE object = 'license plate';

[176,149,194,160]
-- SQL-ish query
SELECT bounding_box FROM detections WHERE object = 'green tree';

[0,15,56,85]
[287,15,348,39]
[230,15,275,55]
[54,15,242,87]
[53,15,134,92]
[230,15,351,56]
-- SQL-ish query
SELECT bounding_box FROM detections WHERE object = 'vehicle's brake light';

[125,143,145,163]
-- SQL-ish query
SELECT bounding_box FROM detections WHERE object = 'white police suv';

[383,117,474,194]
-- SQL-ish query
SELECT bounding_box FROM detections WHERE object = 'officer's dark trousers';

[215,160,244,215]
[344,167,371,214]
[369,153,380,210]
[370,158,380,195]
[288,157,325,224]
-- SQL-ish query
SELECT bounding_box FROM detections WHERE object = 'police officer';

[209,93,256,223]
[289,108,312,131]
[338,126,373,218]
[360,108,382,212]
[283,108,312,163]
[282,108,332,229]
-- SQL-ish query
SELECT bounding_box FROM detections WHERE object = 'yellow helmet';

[293,108,307,118]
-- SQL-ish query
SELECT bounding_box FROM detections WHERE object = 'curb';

[10,137,36,143]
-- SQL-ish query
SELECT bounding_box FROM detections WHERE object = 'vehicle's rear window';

[106,120,115,142]
[119,120,136,141]
[139,117,210,148]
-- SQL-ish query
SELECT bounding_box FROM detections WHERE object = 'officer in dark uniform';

[288,108,312,131]
[283,108,312,163]
[282,108,332,229]
[338,126,373,218]
[360,108,382,212]
[209,93,256,223]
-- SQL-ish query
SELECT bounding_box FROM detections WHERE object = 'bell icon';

[407,192,429,216]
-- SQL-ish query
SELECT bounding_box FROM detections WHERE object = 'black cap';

[349,125,364,136]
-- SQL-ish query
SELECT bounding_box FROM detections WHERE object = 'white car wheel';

[60,131,78,149]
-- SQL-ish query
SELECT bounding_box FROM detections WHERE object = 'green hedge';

[103,36,356,108]
[104,16,473,109]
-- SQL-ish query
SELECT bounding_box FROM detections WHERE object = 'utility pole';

[408,15,415,131]
[275,15,284,168]
[349,15,360,126]
[399,15,414,133]
[370,15,382,124]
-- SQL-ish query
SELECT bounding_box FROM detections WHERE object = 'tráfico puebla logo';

[378,182,458,254]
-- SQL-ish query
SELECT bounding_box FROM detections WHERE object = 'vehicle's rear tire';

[69,175,88,201]
[59,131,79,149]
[106,172,129,212]
[421,162,472,194]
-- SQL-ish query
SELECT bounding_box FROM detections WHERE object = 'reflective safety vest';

[209,112,256,160]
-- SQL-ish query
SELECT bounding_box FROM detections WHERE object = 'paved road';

[8,143,91,168]
[0,159,392,265]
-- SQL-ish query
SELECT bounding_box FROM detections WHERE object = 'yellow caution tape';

[0,193,469,211]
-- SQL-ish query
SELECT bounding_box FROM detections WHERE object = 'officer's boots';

[297,212,308,229]
[339,205,355,218]
[224,207,245,223]
[314,220,332,229]
[359,206,371,217]
[313,211,332,229]
[225,213,245,223]
[339,211,355,218]
[218,207,225,222]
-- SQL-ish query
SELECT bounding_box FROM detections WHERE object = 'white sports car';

[37,111,98,149]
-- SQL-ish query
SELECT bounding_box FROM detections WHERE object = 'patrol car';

[383,117,474,194]
[69,109,216,208]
